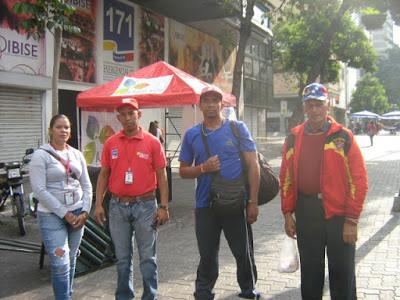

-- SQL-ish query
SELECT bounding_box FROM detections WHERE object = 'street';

[0,133,399,299]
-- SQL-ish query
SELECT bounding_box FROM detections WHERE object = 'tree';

[375,45,400,107]
[272,0,378,128]
[229,0,256,120]
[350,73,389,114]
[13,0,80,115]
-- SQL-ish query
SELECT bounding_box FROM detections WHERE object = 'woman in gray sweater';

[29,114,92,300]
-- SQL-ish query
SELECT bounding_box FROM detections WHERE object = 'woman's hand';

[72,212,89,229]
[64,212,77,226]
[64,211,88,229]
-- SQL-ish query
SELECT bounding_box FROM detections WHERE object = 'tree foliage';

[350,73,389,114]
[13,0,80,40]
[375,45,400,107]
[13,0,80,115]
[272,0,378,127]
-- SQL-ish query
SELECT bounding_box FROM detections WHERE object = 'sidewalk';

[1,134,399,299]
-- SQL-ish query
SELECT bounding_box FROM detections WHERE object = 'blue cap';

[302,83,328,102]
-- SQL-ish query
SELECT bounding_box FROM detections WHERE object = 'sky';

[394,24,400,46]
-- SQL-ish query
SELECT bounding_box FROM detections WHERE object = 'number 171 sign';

[103,0,135,80]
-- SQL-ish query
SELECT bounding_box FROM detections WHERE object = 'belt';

[298,192,322,200]
[111,191,156,204]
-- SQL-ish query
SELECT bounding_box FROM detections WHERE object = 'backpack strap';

[229,120,249,173]
[229,120,241,140]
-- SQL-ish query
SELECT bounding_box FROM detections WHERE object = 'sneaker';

[238,290,261,299]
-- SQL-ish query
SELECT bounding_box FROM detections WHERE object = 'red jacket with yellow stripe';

[280,116,368,220]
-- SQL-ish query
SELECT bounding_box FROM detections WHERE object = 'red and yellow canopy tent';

[77,61,236,109]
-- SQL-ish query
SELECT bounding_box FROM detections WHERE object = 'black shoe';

[238,290,261,299]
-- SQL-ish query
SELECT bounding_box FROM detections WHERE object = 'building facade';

[0,0,274,163]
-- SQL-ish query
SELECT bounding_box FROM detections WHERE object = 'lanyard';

[45,147,72,183]
[123,137,134,171]
[58,154,71,176]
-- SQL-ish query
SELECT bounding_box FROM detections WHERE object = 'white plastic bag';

[278,236,299,273]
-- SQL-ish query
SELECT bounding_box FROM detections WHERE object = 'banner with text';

[0,0,45,75]
[103,0,135,82]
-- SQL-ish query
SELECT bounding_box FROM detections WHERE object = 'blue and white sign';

[103,0,135,81]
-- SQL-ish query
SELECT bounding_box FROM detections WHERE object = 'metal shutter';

[0,87,43,163]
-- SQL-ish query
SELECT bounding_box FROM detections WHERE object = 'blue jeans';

[38,208,84,300]
[108,197,158,300]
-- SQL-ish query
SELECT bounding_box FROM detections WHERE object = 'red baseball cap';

[200,85,223,100]
[116,98,139,110]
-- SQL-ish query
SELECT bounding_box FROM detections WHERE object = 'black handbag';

[229,121,280,205]
[201,123,246,216]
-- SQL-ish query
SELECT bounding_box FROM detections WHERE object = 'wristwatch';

[158,204,169,211]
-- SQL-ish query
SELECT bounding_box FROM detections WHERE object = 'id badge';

[125,171,133,185]
[64,192,74,205]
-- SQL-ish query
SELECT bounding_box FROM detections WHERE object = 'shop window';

[244,56,253,77]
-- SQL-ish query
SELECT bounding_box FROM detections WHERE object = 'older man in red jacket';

[280,83,368,300]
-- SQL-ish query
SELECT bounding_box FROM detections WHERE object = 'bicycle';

[0,149,34,236]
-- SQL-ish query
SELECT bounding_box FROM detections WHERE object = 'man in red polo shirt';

[94,97,169,300]
[280,83,368,300]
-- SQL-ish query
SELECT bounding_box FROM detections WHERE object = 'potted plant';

[361,8,387,30]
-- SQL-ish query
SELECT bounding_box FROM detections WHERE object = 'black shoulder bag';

[229,121,280,205]
[201,123,246,216]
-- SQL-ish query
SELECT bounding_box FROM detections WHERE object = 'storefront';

[0,86,44,162]
[0,0,48,162]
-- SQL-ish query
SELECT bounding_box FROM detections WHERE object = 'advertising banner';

[103,0,135,81]
[0,0,45,75]
[59,0,97,83]
[112,75,172,96]
[169,20,235,93]
[81,110,121,166]
[139,8,165,68]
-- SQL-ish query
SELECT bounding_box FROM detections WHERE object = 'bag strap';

[200,123,212,158]
[229,121,248,172]
[39,148,62,162]
[39,148,78,180]
[200,123,218,178]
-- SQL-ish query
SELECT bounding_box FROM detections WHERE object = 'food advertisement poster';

[169,19,235,93]
[0,0,46,75]
[103,0,135,81]
[139,8,164,68]
[59,0,97,83]
[81,110,121,166]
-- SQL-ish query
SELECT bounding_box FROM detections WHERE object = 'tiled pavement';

[1,133,399,299]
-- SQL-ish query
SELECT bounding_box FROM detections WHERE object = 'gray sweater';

[29,144,92,218]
